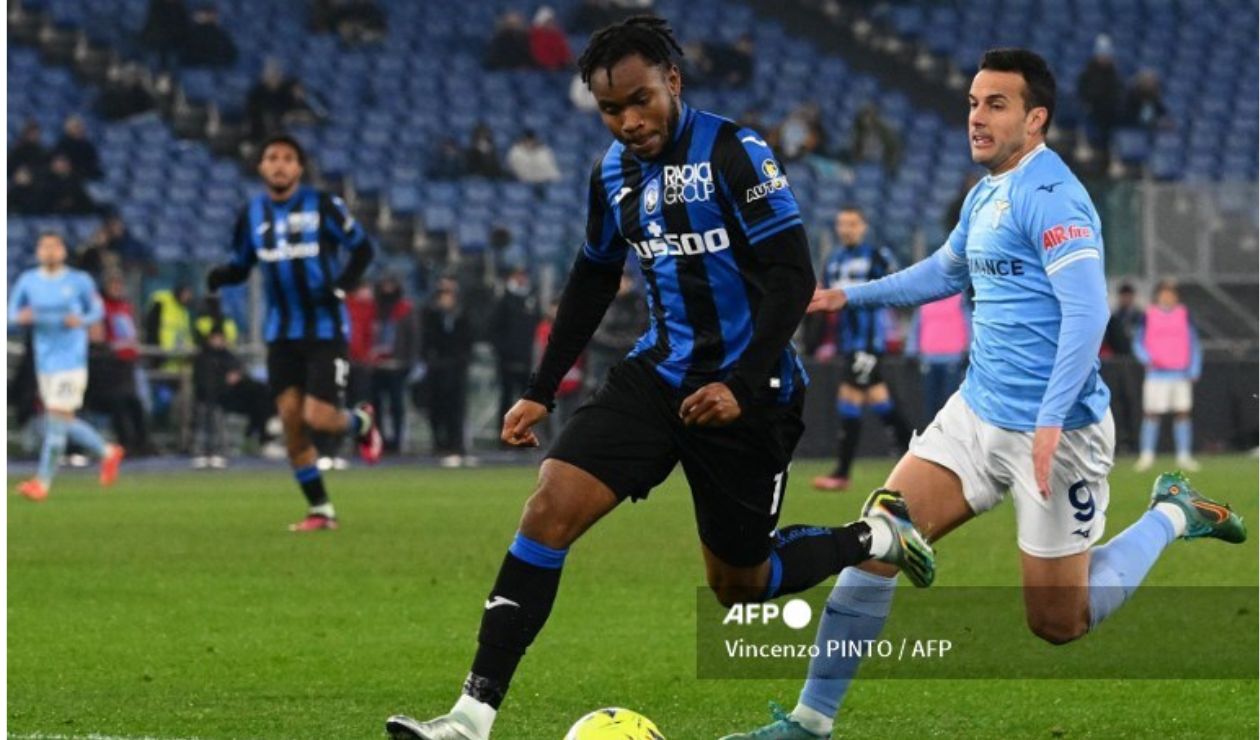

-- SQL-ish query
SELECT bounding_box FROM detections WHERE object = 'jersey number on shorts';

[1067,480,1095,523]
[851,352,877,384]
[334,358,350,389]
[769,467,788,516]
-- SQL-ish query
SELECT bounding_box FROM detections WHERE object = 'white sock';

[790,701,833,736]
[1153,502,1188,538]
[863,516,895,560]
[452,694,496,739]
[310,503,336,519]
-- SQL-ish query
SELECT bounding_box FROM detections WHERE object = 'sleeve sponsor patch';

[1041,224,1093,250]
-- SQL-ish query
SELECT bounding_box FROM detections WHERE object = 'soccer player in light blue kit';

[724,48,1246,740]
[9,232,125,501]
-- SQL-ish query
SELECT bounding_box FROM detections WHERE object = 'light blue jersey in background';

[8,267,103,374]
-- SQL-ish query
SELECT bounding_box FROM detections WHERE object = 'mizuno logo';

[1072,527,1092,539]
[484,596,520,610]
[740,135,768,147]
[613,187,633,205]
[256,222,271,235]
[1036,182,1063,193]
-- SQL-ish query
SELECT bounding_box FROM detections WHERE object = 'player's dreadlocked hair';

[577,15,685,87]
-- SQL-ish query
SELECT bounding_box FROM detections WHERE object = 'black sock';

[764,523,872,599]
[466,535,567,709]
[293,465,329,508]
[835,416,863,477]
[873,400,913,449]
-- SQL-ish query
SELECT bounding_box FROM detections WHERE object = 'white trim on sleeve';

[1045,247,1100,276]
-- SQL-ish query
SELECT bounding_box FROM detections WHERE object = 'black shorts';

[547,358,805,567]
[839,351,884,389]
[266,339,349,405]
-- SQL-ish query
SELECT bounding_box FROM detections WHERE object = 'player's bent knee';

[1026,613,1088,645]
[519,488,586,550]
[708,579,762,608]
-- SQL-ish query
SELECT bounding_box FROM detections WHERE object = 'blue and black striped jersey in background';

[582,103,809,404]
[823,243,899,353]
[229,185,370,343]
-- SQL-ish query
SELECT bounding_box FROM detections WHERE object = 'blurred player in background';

[9,232,124,501]
[1133,279,1201,472]
[727,48,1245,740]
[812,206,914,492]
[386,16,935,740]
[206,133,381,532]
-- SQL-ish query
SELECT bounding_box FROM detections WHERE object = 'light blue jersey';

[8,268,103,374]
[846,144,1111,431]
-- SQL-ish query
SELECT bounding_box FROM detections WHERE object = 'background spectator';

[506,129,562,183]
[190,327,236,468]
[9,166,43,215]
[96,65,158,120]
[246,60,320,142]
[370,276,419,454]
[488,265,540,423]
[1134,280,1202,471]
[9,120,48,176]
[1076,34,1124,165]
[87,273,151,455]
[528,6,573,71]
[181,7,238,68]
[320,0,387,45]
[715,34,755,88]
[346,282,377,404]
[138,0,189,72]
[484,11,532,70]
[907,293,970,424]
[145,284,195,370]
[38,154,98,215]
[774,101,825,161]
[52,115,103,181]
[429,137,466,179]
[1103,282,1143,453]
[421,277,473,464]
[465,123,505,179]
[850,102,901,172]
[1125,69,1172,130]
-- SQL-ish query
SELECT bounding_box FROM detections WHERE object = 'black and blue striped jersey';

[823,243,898,353]
[228,185,370,343]
[583,103,808,403]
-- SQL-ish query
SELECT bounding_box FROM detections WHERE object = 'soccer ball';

[564,707,664,739]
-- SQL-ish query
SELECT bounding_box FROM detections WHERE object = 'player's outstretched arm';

[843,244,970,310]
[520,252,622,415]
[806,285,847,314]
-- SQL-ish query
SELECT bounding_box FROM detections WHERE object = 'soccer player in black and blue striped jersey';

[206,134,381,532]
[386,17,934,740]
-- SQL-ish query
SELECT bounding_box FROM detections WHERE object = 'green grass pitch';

[8,455,1258,739]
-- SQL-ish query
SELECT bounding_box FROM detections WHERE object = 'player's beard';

[266,173,298,197]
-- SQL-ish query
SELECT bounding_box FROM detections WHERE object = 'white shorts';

[1143,378,1193,414]
[37,369,88,412]
[909,392,1115,558]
